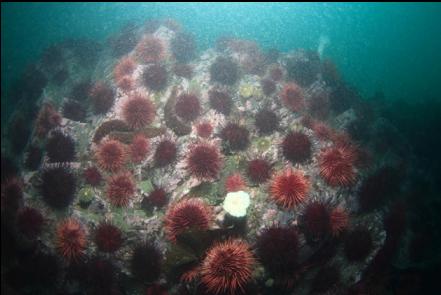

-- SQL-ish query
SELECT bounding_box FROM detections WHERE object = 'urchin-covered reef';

[2,19,415,295]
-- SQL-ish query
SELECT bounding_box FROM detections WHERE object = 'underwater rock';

[0,17,414,295]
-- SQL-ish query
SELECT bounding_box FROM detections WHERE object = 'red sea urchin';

[143,187,168,209]
[135,35,165,64]
[164,198,212,242]
[34,102,62,138]
[56,218,87,261]
[121,92,156,129]
[225,173,247,192]
[114,56,136,83]
[281,131,312,164]
[319,144,358,187]
[154,139,178,167]
[196,121,213,138]
[330,207,349,237]
[270,169,309,209]
[117,75,135,93]
[186,142,222,181]
[106,171,136,207]
[83,166,103,187]
[95,139,126,172]
[280,83,305,112]
[201,239,255,295]
[175,93,201,122]
[311,121,334,141]
[94,222,123,253]
[130,134,150,163]
[247,158,272,184]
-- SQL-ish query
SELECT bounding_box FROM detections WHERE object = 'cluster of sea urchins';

[1,18,406,295]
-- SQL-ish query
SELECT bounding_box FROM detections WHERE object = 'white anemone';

[222,191,250,218]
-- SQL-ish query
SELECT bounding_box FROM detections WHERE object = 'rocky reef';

[2,19,415,295]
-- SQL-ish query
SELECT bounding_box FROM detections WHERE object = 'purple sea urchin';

[256,226,299,277]
[255,109,279,134]
[46,130,76,163]
[247,158,272,184]
[142,63,168,91]
[220,123,250,151]
[94,222,123,253]
[210,56,239,85]
[154,139,177,167]
[39,167,77,210]
[209,89,233,115]
[281,131,312,164]
[130,241,162,283]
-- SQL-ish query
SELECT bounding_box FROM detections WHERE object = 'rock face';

[1,18,408,295]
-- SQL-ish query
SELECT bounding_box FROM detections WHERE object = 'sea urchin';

[186,142,222,181]
[39,166,77,210]
[319,145,357,187]
[130,134,150,163]
[247,158,272,184]
[154,139,177,167]
[220,123,250,152]
[164,198,212,242]
[95,139,126,172]
[121,93,156,129]
[94,222,123,253]
[256,226,299,277]
[130,241,162,283]
[175,93,201,122]
[269,169,309,209]
[106,171,136,207]
[280,83,305,112]
[201,239,255,295]
[281,131,312,164]
[56,218,87,261]
[225,173,247,192]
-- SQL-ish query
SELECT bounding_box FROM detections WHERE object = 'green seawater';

[2,2,441,121]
